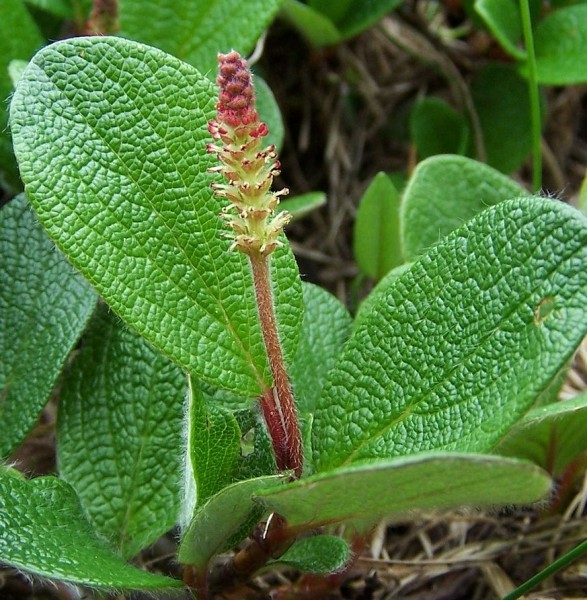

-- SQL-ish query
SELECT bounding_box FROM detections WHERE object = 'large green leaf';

[401,155,528,261]
[290,283,352,415]
[313,198,587,471]
[0,195,97,459]
[0,0,43,190]
[0,473,181,589]
[57,306,186,559]
[255,454,550,528]
[10,36,303,397]
[495,392,587,475]
[119,0,284,74]
[533,5,587,85]
[353,172,403,280]
[179,475,284,567]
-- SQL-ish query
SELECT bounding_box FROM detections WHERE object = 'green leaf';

[354,172,403,280]
[533,5,587,84]
[57,305,186,559]
[290,283,352,415]
[178,475,284,567]
[471,63,536,173]
[280,0,343,47]
[269,534,350,573]
[186,375,241,509]
[255,454,550,528]
[0,195,97,459]
[11,36,303,397]
[254,75,285,152]
[308,0,351,23]
[119,0,284,74]
[0,0,43,191]
[24,0,74,18]
[495,392,587,475]
[474,0,526,59]
[409,97,470,160]
[313,198,587,471]
[401,155,528,261]
[0,473,182,589]
[277,191,327,221]
[335,0,404,40]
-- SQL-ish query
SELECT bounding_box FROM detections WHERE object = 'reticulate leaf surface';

[0,0,43,190]
[0,195,97,459]
[533,5,587,85]
[119,0,284,74]
[178,475,284,567]
[0,473,182,589]
[57,305,186,559]
[495,392,587,475]
[353,172,403,280]
[313,198,587,471]
[401,155,528,261]
[187,375,241,508]
[255,454,550,528]
[269,535,350,573]
[10,36,303,397]
[290,283,352,415]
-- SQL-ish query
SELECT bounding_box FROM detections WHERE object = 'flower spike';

[208,51,290,257]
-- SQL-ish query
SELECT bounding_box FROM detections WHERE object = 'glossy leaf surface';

[314,198,587,471]
[57,306,186,559]
[256,454,550,528]
[401,155,528,261]
[0,195,96,458]
[354,172,403,280]
[533,5,587,85]
[11,36,303,397]
[0,473,181,589]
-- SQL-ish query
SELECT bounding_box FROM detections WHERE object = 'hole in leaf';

[534,296,555,325]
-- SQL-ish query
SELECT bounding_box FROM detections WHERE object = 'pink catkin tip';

[216,51,261,129]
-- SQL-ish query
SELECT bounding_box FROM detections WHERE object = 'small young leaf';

[471,63,536,174]
[269,535,350,573]
[277,191,327,221]
[280,0,343,47]
[474,0,526,59]
[401,155,528,261]
[187,375,241,507]
[409,97,470,160]
[0,473,181,589]
[0,0,43,190]
[290,283,352,415]
[314,198,587,471]
[255,454,550,529]
[119,0,284,74]
[57,306,186,559]
[0,195,97,459]
[533,5,587,85]
[495,392,587,475]
[11,36,303,397]
[354,172,403,280]
[178,475,284,567]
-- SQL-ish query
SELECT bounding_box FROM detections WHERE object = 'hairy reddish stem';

[249,252,303,479]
